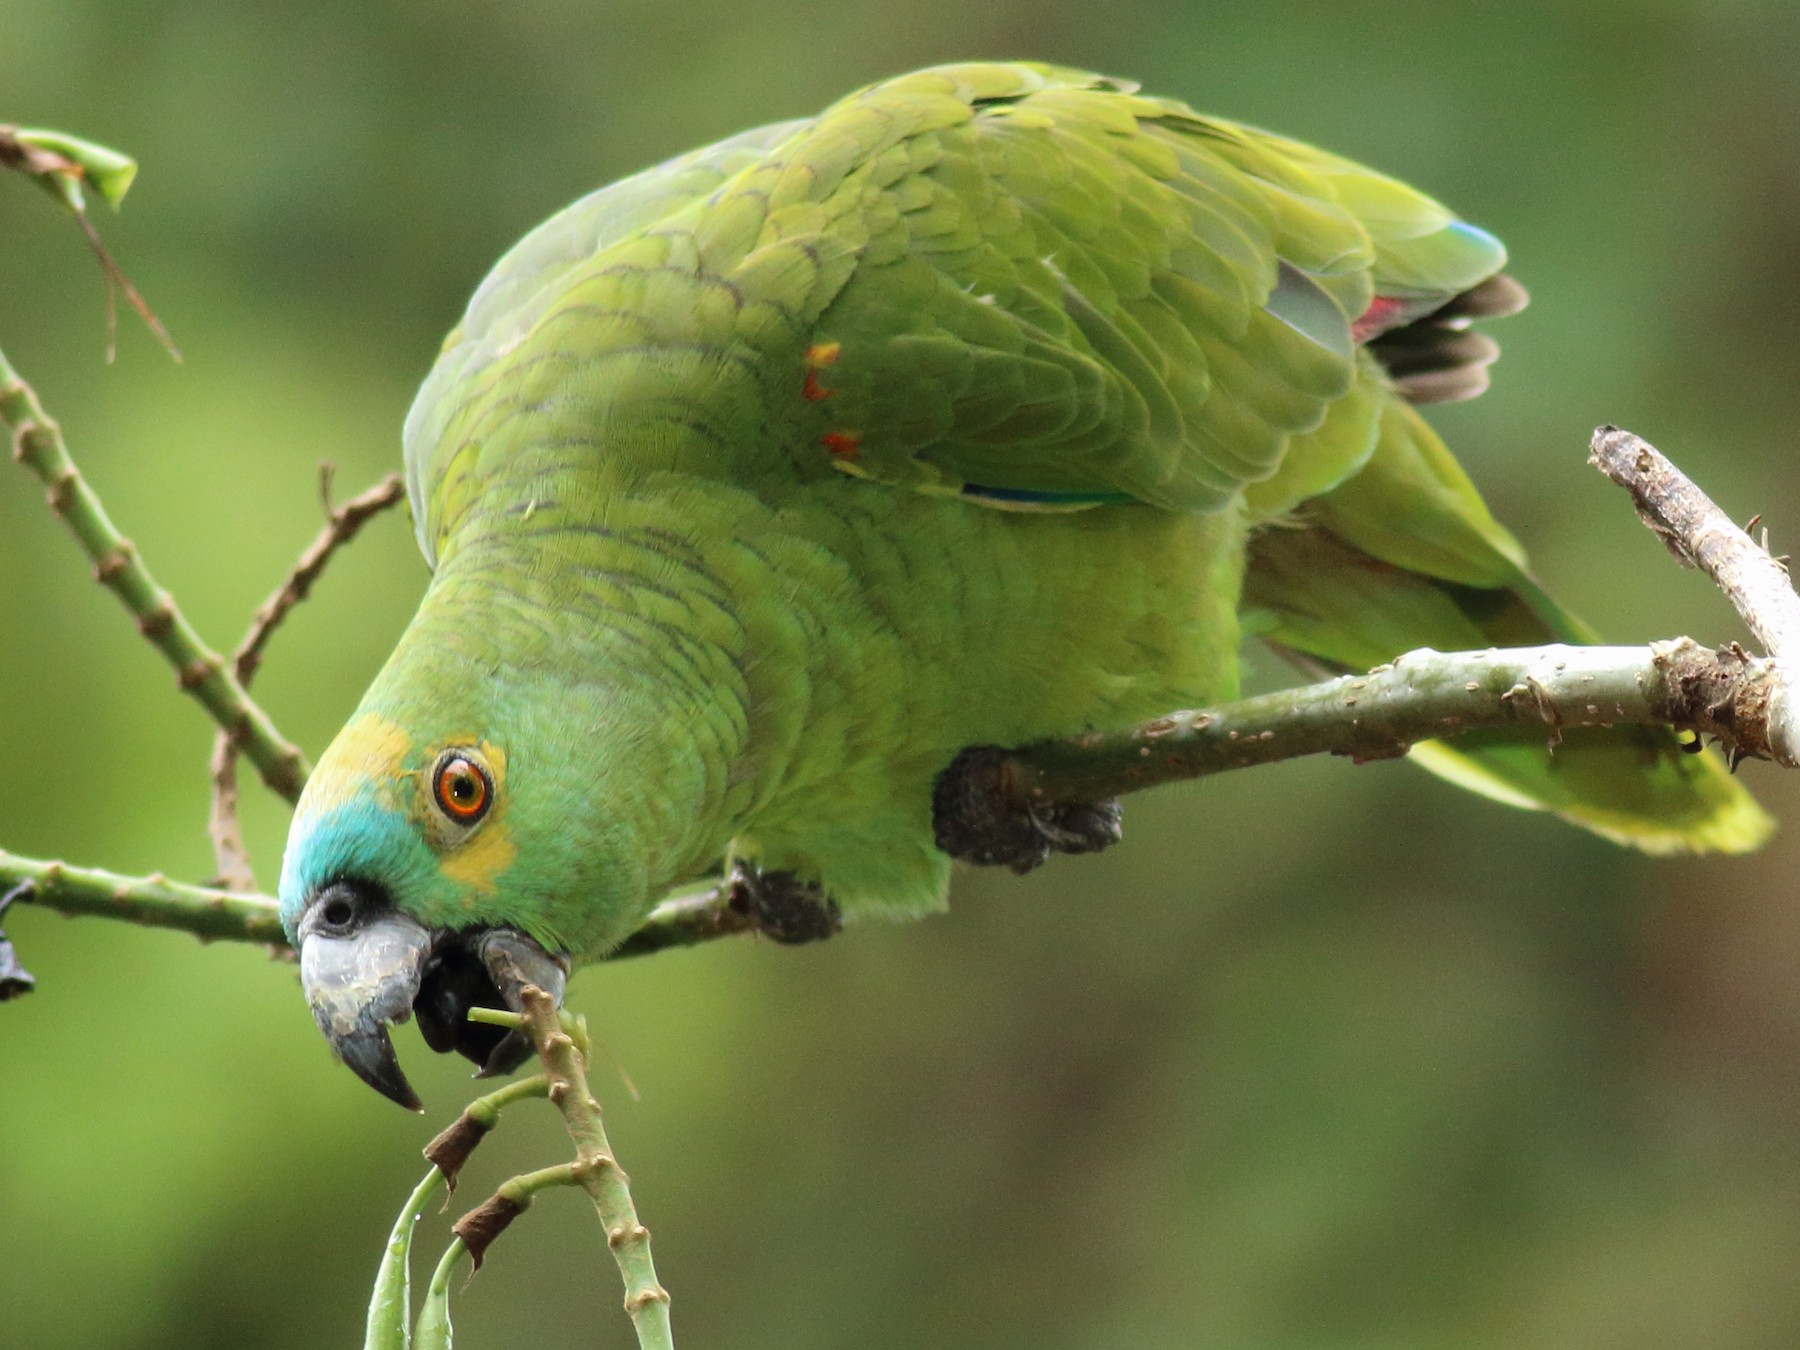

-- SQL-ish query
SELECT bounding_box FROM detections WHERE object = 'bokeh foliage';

[6,3,1800,1347]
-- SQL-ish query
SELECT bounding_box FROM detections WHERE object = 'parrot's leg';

[0,881,37,1000]
[932,746,1124,876]
[728,863,843,945]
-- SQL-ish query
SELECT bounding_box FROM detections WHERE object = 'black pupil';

[323,897,354,927]
[451,772,476,801]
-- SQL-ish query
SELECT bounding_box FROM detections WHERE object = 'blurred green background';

[6,3,1800,1347]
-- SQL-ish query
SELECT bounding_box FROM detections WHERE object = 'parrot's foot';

[0,881,36,1000]
[729,864,843,945]
[933,746,1123,875]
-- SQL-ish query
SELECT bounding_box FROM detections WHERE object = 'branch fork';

[369,994,675,1349]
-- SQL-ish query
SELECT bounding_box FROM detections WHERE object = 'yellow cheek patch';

[300,713,413,817]
[440,821,517,896]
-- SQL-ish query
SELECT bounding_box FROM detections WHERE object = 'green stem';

[518,986,674,1350]
[0,849,747,957]
[365,1166,447,1350]
[413,1237,466,1350]
[0,847,286,944]
[1,347,309,800]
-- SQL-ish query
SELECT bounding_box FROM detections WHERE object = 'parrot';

[278,62,1771,1108]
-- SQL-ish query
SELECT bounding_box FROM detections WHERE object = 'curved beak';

[299,893,432,1110]
[296,880,570,1110]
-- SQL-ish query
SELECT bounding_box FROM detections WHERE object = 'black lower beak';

[416,929,569,1076]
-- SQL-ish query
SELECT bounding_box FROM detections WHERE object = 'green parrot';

[279,62,1770,1107]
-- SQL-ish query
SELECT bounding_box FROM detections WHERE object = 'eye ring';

[432,752,493,826]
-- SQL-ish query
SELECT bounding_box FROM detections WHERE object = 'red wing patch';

[822,430,862,460]
[1351,296,1407,344]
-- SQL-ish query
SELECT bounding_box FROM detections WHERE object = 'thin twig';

[208,468,406,889]
[0,348,311,800]
[72,207,180,362]
[423,1073,551,1190]
[2,125,179,359]
[452,1161,582,1271]
[237,468,407,686]
[1589,425,1800,764]
[205,741,256,893]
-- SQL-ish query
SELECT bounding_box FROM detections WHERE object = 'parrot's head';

[278,670,649,1108]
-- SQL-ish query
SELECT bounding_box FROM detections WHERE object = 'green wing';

[408,61,1498,523]
[778,63,1503,511]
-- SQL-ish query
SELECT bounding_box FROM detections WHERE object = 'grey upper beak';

[298,883,432,1111]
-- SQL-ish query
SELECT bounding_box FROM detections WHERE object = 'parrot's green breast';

[281,60,1767,974]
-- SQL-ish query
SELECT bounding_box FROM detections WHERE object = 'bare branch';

[208,468,406,889]
[234,468,407,687]
[1589,425,1800,764]
[935,638,1779,865]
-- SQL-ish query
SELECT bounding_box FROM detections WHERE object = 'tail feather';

[1366,273,1528,405]
[1245,403,1772,855]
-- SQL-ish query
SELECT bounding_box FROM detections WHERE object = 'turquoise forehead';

[278,798,426,941]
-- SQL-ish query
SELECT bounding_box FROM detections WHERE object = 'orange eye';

[433,753,491,825]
